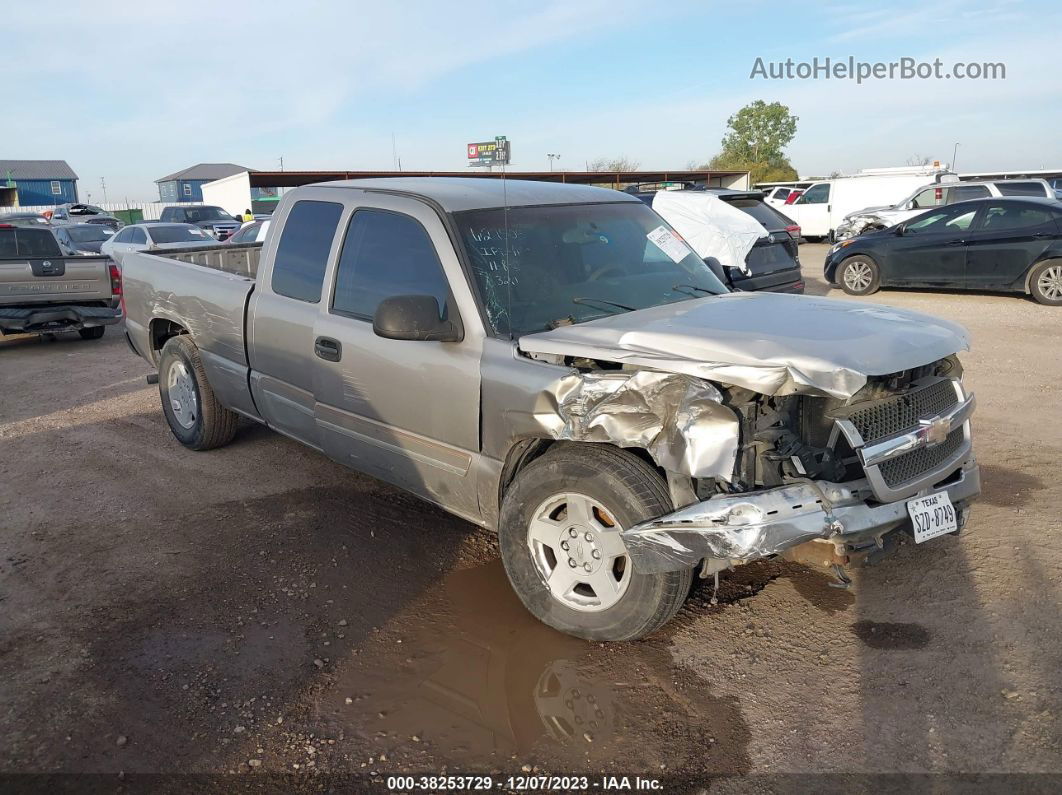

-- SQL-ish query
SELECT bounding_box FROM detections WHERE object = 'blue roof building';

[156,163,252,203]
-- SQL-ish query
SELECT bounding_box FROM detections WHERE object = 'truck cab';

[158,205,241,240]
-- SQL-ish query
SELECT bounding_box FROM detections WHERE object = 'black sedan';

[824,197,1062,305]
[53,223,114,255]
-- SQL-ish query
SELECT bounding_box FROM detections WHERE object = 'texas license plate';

[906,492,958,543]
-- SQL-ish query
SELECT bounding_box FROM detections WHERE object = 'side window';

[910,187,945,209]
[183,183,192,197]
[113,227,131,243]
[981,203,1054,231]
[332,209,450,321]
[996,182,1047,197]
[948,185,990,203]
[271,200,343,303]
[907,207,977,234]
[796,183,829,204]
[51,181,62,195]
[130,228,147,244]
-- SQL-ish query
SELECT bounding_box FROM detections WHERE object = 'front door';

[312,194,483,520]
[248,196,345,449]
[963,201,1060,289]
[883,205,979,287]
[790,182,831,237]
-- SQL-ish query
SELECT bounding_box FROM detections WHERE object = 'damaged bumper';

[621,458,980,574]
[0,304,122,334]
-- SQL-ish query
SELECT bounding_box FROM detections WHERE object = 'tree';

[698,100,799,185]
[588,156,640,172]
[905,153,932,167]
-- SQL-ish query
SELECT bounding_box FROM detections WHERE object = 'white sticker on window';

[189,229,205,236]
[647,225,692,263]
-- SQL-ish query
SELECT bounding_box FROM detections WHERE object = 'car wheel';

[839,255,881,296]
[1029,261,1062,306]
[498,443,693,641]
[78,326,105,340]
[158,335,239,450]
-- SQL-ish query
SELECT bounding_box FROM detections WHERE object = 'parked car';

[122,177,979,641]
[635,188,804,293]
[225,219,270,244]
[48,203,123,233]
[825,197,1062,305]
[836,178,1059,240]
[763,186,803,210]
[54,223,113,255]
[101,222,216,266]
[158,205,241,239]
[784,169,952,242]
[0,211,51,228]
[0,223,122,339]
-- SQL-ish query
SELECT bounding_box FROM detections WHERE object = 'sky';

[5,0,1060,201]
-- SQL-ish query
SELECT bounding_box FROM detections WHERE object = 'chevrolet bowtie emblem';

[919,416,951,447]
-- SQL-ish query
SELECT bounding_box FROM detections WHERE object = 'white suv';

[836,179,1057,239]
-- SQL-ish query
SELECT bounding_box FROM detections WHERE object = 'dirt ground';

[2,243,1060,790]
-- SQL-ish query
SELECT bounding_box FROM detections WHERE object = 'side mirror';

[373,295,462,342]
[893,225,905,236]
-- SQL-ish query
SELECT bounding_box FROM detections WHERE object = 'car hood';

[518,292,969,399]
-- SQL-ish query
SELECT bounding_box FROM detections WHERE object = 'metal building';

[155,163,253,203]
[0,160,79,207]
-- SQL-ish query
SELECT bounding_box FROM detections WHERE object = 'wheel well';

[498,439,666,509]
[149,319,189,363]
[1026,257,1062,294]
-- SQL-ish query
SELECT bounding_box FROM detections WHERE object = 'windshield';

[454,201,728,337]
[68,226,111,242]
[149,225,211,244]
[184,207,235,222]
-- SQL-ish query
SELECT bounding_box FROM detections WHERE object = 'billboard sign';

[467,136,510,166]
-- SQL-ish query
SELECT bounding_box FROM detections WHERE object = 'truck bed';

[122,243,261,371]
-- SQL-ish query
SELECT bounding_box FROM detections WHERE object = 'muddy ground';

[1,244,1060,790]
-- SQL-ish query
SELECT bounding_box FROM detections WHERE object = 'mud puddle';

[315,560,750,774]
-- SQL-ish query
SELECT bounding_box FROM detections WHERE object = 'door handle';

[314,336,342,362]
[1033,232,1052,239]
[945,239,966,246]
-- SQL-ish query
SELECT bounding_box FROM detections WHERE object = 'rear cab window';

[996,182,1048,197]
[271,200,344,302]
[0,227,63,258]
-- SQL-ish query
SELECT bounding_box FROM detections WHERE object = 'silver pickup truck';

[0,223,123,338]
[123,178,980,641]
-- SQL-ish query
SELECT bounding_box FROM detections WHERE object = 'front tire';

[839,254,881,296]
[1029,261,1062,305]
[499,444,693,641]
[78,326,105,340]
[158,335,238,450]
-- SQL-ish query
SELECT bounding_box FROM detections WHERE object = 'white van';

[784,169,952,241]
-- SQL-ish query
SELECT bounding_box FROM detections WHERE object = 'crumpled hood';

[518,292,969,399]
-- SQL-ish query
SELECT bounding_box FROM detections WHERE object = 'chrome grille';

[847,379,958,443]
[878,427,965,488]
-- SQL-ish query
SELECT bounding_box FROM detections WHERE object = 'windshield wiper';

[672,283,723,297]
[571,296,636,313]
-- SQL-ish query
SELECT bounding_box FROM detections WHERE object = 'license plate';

[907,492,958,543]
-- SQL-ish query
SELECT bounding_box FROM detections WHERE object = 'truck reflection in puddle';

[317,559,749,772]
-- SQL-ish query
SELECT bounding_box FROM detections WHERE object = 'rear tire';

[839,254,881,296]
[498,444,693,641]
[158,335,238,450]
[1029,261,1062,306]
[78,326,105,340]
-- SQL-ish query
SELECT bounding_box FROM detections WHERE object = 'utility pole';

[951,142,960,173]
[278,156,284,172]
[100,176,108,204]
[547,153,561,172]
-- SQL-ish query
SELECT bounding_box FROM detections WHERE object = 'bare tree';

[905,153,932,167]
[588,156,641,172]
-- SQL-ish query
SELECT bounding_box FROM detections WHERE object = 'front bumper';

[0,304,122,334]
[621,458,980,574]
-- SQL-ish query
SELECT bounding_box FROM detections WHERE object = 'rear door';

[882,204,980,286]
[720,197,801,287]
[248,194,345,448]
[790,182,830,237]
[312,193,483,519]
[0,227,110,306]
[963,201,1060,289]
